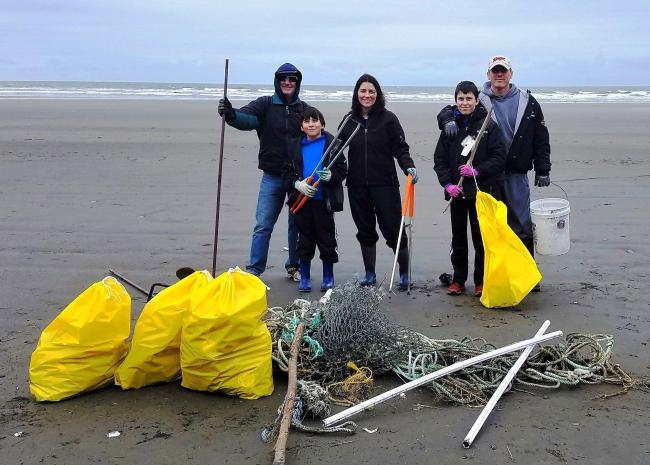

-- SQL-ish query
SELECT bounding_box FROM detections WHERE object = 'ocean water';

[0,81,648,103]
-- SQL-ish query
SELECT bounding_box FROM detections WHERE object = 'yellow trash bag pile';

[29,277,131,402]
[476,191,542,308]
[115,270,212,389]
[181,267,273,399]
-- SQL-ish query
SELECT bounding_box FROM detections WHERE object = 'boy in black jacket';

[434,81,506,297]
[437,56,551,279]
[284,108,347,292]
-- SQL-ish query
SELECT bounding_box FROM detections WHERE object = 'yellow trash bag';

[180,267,273,399]
[476,191,542,308]
[115,270,212,389]
[29,277,131,401]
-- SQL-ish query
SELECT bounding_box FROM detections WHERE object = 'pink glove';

[445,183,463,198]
[459,164,479,177]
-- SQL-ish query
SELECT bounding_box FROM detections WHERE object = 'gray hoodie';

[481,82,520,150]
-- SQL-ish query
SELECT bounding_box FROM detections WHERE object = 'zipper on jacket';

[364,126,368,185]
[285,105,290,155]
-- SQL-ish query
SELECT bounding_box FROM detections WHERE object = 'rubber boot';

[298,259,311,292]
[396,245,410,290]
[359,243,376,286]
[320,261,335,291]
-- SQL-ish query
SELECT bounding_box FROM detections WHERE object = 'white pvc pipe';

[462,320,550,448]
[388,216,406,293]
[323,329,562,426]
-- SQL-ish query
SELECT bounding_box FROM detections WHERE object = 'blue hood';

[274,62,302,105]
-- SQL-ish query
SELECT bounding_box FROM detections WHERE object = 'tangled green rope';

[264,283,649,433]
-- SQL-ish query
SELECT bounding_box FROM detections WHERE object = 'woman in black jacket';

[342,74,418,289]
[433,81,506,297]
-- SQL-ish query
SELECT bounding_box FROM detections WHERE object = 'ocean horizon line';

[1,81,648,103]
[2,79,648,88]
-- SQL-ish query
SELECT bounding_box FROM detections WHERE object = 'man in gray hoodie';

[438,56,551,290]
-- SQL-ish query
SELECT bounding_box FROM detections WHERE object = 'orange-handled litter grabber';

[389,175,414,292]
[407,179,414,293]
[290,117,361,214]
[289,114,352,212]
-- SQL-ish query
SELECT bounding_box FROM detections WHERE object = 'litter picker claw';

[290,116,361,214]
[389,175,415,293]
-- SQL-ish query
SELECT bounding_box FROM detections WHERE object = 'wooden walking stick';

[212,58,229,276]
[272,322,305,465]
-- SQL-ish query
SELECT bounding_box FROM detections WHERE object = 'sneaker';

[474,284,483,297]
[447,282,465,295]
[286,266,301,282]
[531,283,541,293]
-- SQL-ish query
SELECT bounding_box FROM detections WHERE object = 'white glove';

[406,167,418,184]
[317,169,332,182]
[295,179,316,197]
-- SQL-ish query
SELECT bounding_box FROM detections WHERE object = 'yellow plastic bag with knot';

[476,191,542,308]
[180,267,273,399]
[29,277,131,401]
[115,270,212,389]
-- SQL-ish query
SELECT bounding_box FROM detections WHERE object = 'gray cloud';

[1,0,648,85]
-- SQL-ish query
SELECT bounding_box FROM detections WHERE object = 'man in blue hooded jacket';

[218,63,311,279]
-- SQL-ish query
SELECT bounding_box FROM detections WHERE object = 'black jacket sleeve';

[474,121,507,177]
[433,134,452,188]
[387,112,415,173]
[323,132,347,184]
[436,105,455,130]
[531,100,551,175]
[328,150,347,185]
[227,96,269,130]
[282,138,301,193]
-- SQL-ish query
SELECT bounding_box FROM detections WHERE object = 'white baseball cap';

[488,55,512,71]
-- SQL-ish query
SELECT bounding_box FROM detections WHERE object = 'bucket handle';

[533,181,568,200]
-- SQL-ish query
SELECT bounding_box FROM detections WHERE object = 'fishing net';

[264,283,648,434]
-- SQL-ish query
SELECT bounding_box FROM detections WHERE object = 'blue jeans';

[246,172,298,276]
[501,173,533,240]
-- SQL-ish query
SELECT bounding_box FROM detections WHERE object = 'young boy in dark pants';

[434,81,506,297]
[284,108,347,292]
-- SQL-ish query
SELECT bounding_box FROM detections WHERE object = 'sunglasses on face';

[279,75,298,83]
[490,67,509,74]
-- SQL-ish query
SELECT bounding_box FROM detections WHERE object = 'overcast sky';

[1,0,648,86]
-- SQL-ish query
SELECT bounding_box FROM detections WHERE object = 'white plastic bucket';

[530,198,570,256]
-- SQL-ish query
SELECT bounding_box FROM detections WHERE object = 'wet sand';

[1,98,649,464]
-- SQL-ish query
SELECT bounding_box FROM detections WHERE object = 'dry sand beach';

[1,98,649,464]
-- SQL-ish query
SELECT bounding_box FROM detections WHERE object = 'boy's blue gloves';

[406,167,418,184]
[316,169,332,182]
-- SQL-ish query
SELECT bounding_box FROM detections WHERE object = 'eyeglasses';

[279,75,298,83]
[490,66,509,74]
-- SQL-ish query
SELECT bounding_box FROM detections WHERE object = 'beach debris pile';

[263,283,648,434]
